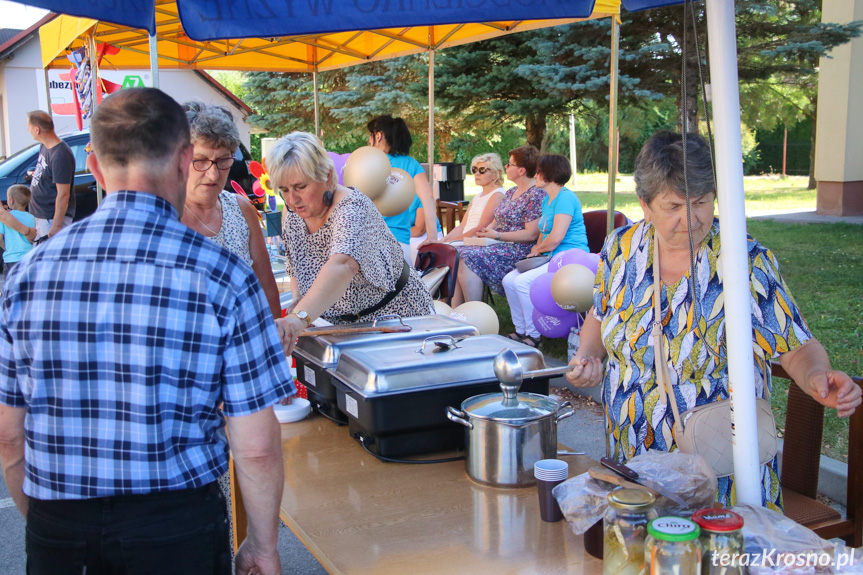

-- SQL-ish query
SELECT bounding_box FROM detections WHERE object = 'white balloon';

[344,146,391,200]
[373,168,416,217]
[433,300,453,316]
[550,264,595,313]
[451,301,499,335]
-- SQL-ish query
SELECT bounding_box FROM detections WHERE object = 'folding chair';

[582,209,628,253]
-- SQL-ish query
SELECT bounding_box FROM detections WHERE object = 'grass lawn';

[469,174,860,462]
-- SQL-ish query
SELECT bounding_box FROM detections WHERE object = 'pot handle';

[446,406,473,429]
[556,400,575,423]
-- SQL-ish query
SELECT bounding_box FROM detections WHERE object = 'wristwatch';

[496,230,501,241]
[292,310,313,327]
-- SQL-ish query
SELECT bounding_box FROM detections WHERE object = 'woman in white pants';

[502,155,588,348]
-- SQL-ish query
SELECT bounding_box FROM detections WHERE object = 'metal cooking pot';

[446,383,574,488]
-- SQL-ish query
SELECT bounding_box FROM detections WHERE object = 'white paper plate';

[274,398,311,423]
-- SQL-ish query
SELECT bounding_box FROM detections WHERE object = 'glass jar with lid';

[645,516,702,574]
[603,488,657,575]
[691,508,745,574]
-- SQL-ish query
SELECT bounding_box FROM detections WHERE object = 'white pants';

[35,216,73,238]
[502,262,550,339]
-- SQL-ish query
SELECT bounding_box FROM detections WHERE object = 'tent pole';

[149,33,159,89]
[606,17,619,233]
[88,32,103,205]
[313,69,320,140]
[428,47,436,199]
[569,113,577,188]
[706,0,761,506]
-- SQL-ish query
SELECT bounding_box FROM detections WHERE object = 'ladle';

[493,349,573,400]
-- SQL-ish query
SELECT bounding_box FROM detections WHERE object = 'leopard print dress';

[282,188,433,323]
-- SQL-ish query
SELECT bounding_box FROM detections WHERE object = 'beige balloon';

[343,146,391,200]
[550,264,595,313]
[373,168,416,217]
[433,300,453,316]
[450,301,500,336]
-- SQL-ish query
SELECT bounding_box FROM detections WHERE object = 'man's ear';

[87,153,107,189]
[177,142,193,182]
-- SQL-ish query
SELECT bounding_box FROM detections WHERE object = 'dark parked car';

[0,130,98,221]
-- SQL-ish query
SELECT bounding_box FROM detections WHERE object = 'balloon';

[433,300,453,316]
[450,301,499,335]
[551,264,596,313]
[549,248,600,274]
[529,272,567,317]
[374,168,416,217]
[344,146,390,200]
[327,151,350,185]
[532,308,583,339]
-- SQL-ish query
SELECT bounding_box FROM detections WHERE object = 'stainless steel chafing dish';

[292,315,480,422]
[328,335,554,458]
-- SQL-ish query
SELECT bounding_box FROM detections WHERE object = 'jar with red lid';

[691,508,745,575]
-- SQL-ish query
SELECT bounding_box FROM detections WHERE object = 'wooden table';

[273,414,603,575]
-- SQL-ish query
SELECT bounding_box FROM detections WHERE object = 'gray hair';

[634,131,715,205]
[183,102,240,152]
[267,132,335,191]
[470,152,505,187]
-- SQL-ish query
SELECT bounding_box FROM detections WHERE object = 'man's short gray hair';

[634,131,715,205]
[267,132,335,191]
[183,102,240,152]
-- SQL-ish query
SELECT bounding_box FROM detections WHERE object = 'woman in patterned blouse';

[565,131,861,510]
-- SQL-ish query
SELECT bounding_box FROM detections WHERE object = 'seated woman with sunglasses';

[452,145,546,306]
[181,103,280,318]
[502,154,587,347]
[440,153,507,243]
[272,132,433,356]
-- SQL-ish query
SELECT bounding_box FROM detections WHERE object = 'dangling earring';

[323,190,334,206]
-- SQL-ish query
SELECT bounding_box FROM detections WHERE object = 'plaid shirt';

[0,190,294,500]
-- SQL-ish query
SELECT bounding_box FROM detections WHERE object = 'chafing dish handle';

[417,335,459,354]
[372,314,407,328]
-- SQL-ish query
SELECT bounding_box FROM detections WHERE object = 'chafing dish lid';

[331,334,547,397]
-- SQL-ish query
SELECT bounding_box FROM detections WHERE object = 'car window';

[0,143,39,177]
[69,143,90,174]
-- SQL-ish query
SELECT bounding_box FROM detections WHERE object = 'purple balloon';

[549,248,600,274]
[532,308,583,339]
[529,272,567,316]
[327,152,350,185]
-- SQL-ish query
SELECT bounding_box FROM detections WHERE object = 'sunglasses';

[471,166,491,175]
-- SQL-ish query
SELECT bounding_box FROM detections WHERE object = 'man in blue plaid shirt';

[0,88,295,575]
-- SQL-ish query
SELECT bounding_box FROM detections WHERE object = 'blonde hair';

[7,184,31,208]
[267,132,335,191]
[471,153,505,187]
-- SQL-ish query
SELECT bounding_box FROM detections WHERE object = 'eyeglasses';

[506,162,520,169]
[192,157,235,172]
[471,166,490,175]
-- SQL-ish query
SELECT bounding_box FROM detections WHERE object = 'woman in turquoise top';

[367,116,438,263]
[502,155,587,347]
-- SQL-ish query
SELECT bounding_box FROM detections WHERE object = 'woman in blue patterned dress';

[565,131,861,510]
[452,145,546,306]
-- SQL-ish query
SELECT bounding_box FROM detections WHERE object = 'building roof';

[0,29,24,46]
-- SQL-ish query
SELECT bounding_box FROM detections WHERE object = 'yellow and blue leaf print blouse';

[593,219,812,511]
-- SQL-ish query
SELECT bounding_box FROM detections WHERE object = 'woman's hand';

[565,355,604,388]
[275,315,305,357]
[528,246,544,257]
[807,370,862,418]
[475,227,495,239]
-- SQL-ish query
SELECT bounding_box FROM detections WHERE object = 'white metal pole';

[606,18,619,233]
[706,0,761,506]
[313,69,320,139]
[569,113,578,187]
[149,33,159,89]
[88,32,103,205]
[428,48,436,199]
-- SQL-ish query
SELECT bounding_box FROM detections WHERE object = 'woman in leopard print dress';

[269,132,433,356]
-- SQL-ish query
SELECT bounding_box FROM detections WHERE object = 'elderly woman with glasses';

[440,153,507,244]
[181,102,280,319]
[452,145,546,306]
[271,132,433,356]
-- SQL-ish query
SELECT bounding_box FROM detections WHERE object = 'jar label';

[648,517,700,541]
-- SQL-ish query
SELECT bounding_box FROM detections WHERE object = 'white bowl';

[273,398,311,423]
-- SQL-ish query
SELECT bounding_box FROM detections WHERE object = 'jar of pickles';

[645,517,702,574]
[603,488,657,575]
[691,508,745,575]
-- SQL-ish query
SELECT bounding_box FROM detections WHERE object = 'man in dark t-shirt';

[26,111,75,238]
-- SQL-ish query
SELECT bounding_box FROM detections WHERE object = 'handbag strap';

[651,231,686,429]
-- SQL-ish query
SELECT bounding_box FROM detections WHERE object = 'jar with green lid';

[691,508,745,575]
[603,488,658,575]
[645,516,702,575]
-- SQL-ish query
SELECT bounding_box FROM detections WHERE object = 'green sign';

[122,76,145,88]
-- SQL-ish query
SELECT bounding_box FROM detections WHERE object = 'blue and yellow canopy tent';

[24,0,765,505]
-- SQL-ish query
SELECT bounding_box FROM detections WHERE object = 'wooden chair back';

[773,361,862,546]
[436,200,467,234]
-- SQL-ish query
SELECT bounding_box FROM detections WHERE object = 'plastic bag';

[553,450,718,534]
[733,504,861,574]
[566,325,581,361]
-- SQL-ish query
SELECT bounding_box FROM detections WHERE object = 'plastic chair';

[415,243,460,306]
[582,209,628,253]
[773,361,862,546]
